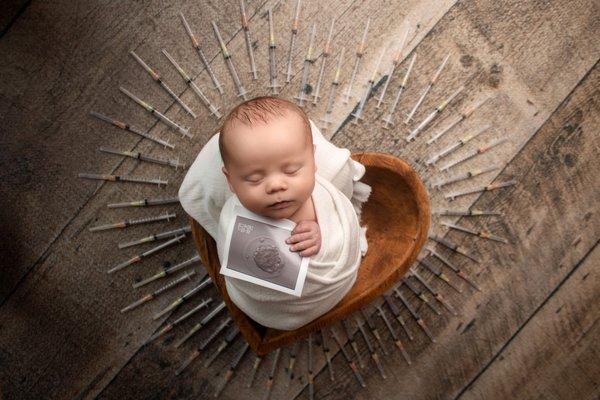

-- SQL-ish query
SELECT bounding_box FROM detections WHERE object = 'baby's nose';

[266,177,287,193]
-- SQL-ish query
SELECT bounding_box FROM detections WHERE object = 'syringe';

[152,277,212,320]
[319,329,335,381]
[402,275,443,315]
[426,247,481,292]
[341,318,363,368]
[329,327,366,388]
[394,286,436,343]
[133,254,201,289]
[107,196,179,208]
[161,49,222,119]
[406,84,464,141]
[78,173,167,187]
[267,9,281,95]
[382,53,417,129]
[428,234,481,263]
[426,124,492,165]
[107,234,186,274]
[417,257,462,294]
[180,12,224,95]
[375,305,411,365]
[311,19,335,105]
[175,301,226,348]
[129,50,196,118]
[177,317,232,374]
[409,268,458,315]
[295,23,317,106]
[284,341,300,387]
[383,293,414,341]
[404,53,450,124]
[239,0,258,80]
[120,270,196,313]
[355,314,387,379]
[89,212,176,232]
[285,0,303,83]
[439,137,508,171]
[319,47,345,127]
[444,179,517,201]
[145,298,212,343]
[246,354,263,388]
[211,21,248,100]
[360,309,389,355]
[343,18,371,104]
[264,348,281,400]
[433,208,502,217]
[213,342,249,398]
[118,226,191,249]
[307,334,314,400]
[204,325,240,368]
[119,86,191,138]
[441,221,509,244]
[430,165,499,189]
[89,111,174,149]
[98,147,186,170]
[351,46,386,122]
[376,26,409,109]
[426,96,492,145]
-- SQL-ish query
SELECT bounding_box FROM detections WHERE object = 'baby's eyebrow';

[244,161,302,175]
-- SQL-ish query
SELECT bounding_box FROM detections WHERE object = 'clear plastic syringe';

[426,247,481,292]
[444,179,517,201]
[409,267,458,315]
[404,53,450,124]
[311,19,335,105]
[107,196,179,208]
[119,86,191,138]
[175,301,226,348]
[394,285,436,342]
[145,298,212,343]
[98,147,185,169]
[263,347,282,400]
[319,47,345,127]
[376,26,409,109]
[180,12,224,95]
[267,9,281,95]
[285,0,303,83]
[382,293,414,341]
[428,234,481,263]
[441,221,510,243]
[351,46,386,122]
[439,137,508,171]
[211,21,248,100]
[120,270,196,313]
[177,316,233,374]
[426,124,492,165]
[343,18,371,104]
[153,276,213,320]
[330,327,366,387]
[239,0,258,80]
[133,254,201,289]
[376,305,411,365]
[382,53,417,129]
[426,96,492,145]
[89,212,176,232]
[129,50,196,118]
[307,334,314,400]
[161,49,222,119]
[204,325,240,368]
[406,84,464,142]
[89,111,174,149]
[107,234,186,274]
[433,208,502,217]
[118,225,191,249]
[78,173,167,187]
[284,342,300,388]
[213,342,250,398]
[430,165,499,189]
[355,314,387,379]
[295,23,317,107]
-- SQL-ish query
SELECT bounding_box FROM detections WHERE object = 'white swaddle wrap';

[179,120,372,329]
[216,173,363,330]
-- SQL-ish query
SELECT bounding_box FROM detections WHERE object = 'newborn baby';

[219,97,321,258]
[179,96,372,330]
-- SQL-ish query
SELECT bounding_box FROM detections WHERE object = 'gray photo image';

[220,205,309,296]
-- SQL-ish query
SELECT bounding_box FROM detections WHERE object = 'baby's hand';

[285,220,321,257]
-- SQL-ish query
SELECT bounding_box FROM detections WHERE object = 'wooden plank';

[305,51,600,398]
[458,243,599,400]
[0,0,30,37]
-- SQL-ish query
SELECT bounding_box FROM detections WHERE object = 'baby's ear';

[222,167,235,193]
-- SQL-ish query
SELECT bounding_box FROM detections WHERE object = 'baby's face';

[222,112,316,220]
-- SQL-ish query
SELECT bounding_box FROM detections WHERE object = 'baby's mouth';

[269,200,293,209]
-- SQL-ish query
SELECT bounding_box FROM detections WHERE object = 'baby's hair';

[218,96,312,168]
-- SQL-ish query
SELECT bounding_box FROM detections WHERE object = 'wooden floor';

[1,0,599,399]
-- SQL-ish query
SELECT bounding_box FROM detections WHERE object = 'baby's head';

[220,96,316,220]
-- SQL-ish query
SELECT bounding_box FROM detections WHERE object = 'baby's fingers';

[286,232,312,244]
[289,238,317,252]
[299,245,319,257]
